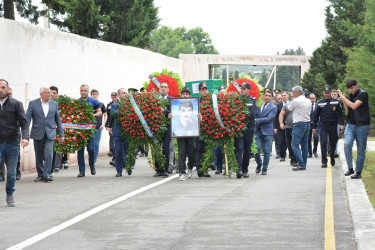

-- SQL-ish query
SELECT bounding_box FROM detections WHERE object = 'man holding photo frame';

[171,86,199,181]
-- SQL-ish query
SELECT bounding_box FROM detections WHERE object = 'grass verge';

[353,151,375,209]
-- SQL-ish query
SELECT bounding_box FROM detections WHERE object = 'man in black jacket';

[274,91,289,162]
[0,79,30,207]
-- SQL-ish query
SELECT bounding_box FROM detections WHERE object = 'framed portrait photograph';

[171,97,200,138]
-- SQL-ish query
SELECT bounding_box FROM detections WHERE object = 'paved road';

[0,151,356,249]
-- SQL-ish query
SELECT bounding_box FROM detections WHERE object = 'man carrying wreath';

[234,82,258,178]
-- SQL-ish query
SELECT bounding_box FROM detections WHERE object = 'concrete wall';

[179,54,310,82]
[0,18,182,171]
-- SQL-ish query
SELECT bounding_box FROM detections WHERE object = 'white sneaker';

[187,169,193,178]
[179,174,187,181]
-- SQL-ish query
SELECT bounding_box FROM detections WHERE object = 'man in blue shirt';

[77,84,102,178]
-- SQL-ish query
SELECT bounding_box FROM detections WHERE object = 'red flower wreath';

[146,74,179,98]
[227,78,260,100]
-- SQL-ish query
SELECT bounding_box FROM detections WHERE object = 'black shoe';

[276,155,280,159]
[77,172,85,178]
[345,169,355,176]
[109,161,115,166]
[321,163,327,168]
[108,152,113,157]
[280,157,285,162]
[334,153,339,158]
[159,171,169,177]
[308,154,312,158]
[331,158,335,167]
[243,172,249,178]
[292,166,306,171]
[351,172,362,179]
[63,163,69,169]
[197,171,211,178]
[127,169,132,175]
[153,172,161,177]
[115,172,122,177]
[313,152,319,158]
[0,175,4,182]
[210,163,217,170]
[43,176,53,182]
[90,166,96,175]
[34,176,43,182]
[215,170,222,174]
[261,171,267,175]
[255,165,261,174]
[237,171,243,179]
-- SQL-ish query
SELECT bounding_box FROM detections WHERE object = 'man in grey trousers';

[26,86,65,182]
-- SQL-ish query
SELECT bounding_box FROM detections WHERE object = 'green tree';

[258,69,269,87]
[344,0,375,123]
[301,0,365,94]
[1,0,41,24]
[150,25,218,58]
[276,47,306,91]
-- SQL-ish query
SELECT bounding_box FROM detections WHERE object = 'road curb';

[338,139,375,250]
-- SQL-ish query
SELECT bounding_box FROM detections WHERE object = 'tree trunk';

[4,0,15,20]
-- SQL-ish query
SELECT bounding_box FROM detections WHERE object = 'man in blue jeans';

[90,89,107,165]
[0,79,30,207]
[338,79,370,179]
[254,89,277,175]
[287,86,312,171]
[77,84,102,178]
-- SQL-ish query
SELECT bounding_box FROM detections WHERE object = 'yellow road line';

[325,157,336,250]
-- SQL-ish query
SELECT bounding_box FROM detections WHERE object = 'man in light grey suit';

[26,87,65,182]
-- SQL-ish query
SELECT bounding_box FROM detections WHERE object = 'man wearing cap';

[153,82,172,177]
[254,89,277,175]
[106,92,117,166]
[234,82,258,178]
[313,85,344,168]
[218,85,226,95]
[176,86,197,181]
[195,81,211,177]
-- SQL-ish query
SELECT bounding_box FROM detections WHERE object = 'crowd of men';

[0,77,370,207]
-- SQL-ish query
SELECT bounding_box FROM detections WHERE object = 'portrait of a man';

[171,98,199,137]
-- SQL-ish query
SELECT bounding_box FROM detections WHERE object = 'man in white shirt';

[287,86,311,171]
[26,87,65,182]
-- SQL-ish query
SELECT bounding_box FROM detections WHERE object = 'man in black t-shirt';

[90,89,106,166]
[338,78,371,179]
[106,92,117,165]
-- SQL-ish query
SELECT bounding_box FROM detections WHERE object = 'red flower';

[227,78,260,100]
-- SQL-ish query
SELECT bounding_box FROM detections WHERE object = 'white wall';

[0,18,182,171]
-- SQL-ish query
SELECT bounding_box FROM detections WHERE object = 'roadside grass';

[354,151,375,209]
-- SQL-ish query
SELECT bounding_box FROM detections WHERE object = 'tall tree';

[301,0,365,94]
[150,25,218,58]
[276,47,306,91]
[1,0,40,23]
[344,0,375,122]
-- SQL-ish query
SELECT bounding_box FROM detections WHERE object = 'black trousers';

[320,123,338,164]
[177,137,196,174]
[155,126,171,173]
[285,128,296,162]
[278,128,287,158]
[308,126,319,155]
[273,133,280,155]
[195,137,206,172]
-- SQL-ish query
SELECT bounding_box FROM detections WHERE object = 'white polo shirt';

[287,95,311,123]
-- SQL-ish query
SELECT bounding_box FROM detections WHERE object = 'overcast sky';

[154,0,329,55]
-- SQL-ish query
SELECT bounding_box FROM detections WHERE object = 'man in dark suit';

[254,89,277,175]
[274,91,289,162]
[154,82,172,177]
[26,87,65,182]
[308,93,319,158]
